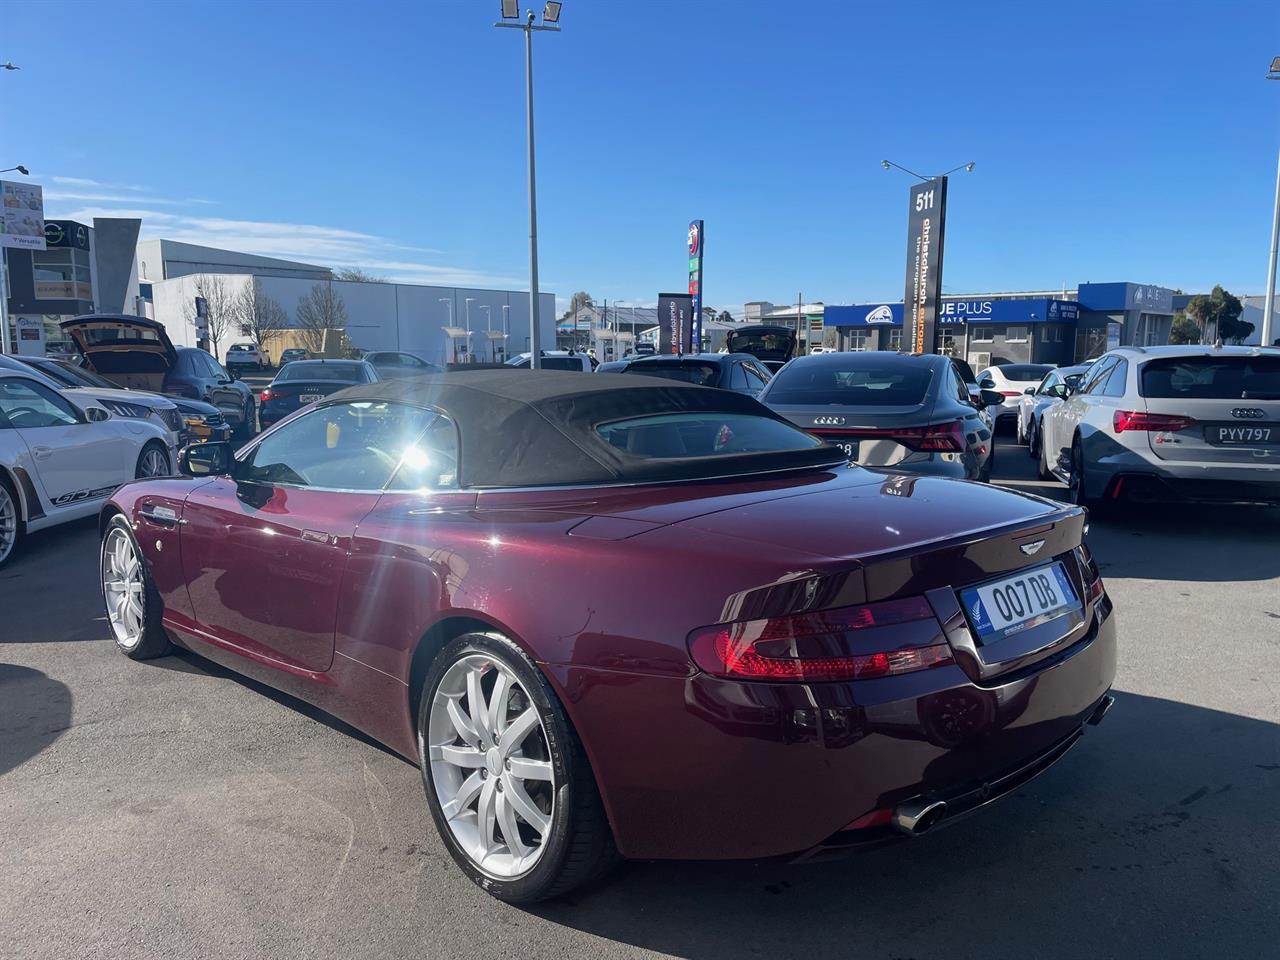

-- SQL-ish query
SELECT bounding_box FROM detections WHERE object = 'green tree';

[1168,311,1200,345]
[1187,285,1250,343]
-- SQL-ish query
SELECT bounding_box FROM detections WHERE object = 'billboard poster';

[1,180,47,251]
[687,219,704,351]
[902,176,947,354]
[657,292,693,355]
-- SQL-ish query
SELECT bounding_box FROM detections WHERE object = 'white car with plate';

[0,370,173,566]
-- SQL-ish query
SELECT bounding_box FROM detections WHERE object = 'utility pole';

[796,291,803,355]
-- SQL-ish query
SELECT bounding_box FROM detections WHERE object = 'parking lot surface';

[2,450,1278,960]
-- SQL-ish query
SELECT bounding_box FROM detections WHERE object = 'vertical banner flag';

[903,177,947,354]
[657,293,694,355]
[687,219,704,351]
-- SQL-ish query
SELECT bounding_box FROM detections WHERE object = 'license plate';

[831,440,859,461]
[960,562,1080,644]
[299,394,323,404]
[1207,424,1275,445]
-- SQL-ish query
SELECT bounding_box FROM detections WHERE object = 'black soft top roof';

[327,369,844,489]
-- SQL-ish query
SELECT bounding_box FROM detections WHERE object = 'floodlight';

[501,0,520,19]
[543,1,562,23]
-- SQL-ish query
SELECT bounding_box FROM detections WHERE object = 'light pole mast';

[1263,56,1280,347]
[496,3,562,369]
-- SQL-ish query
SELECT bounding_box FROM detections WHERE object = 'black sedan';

[258,359,380,429]
[761,351,1005,482]
[601,352,772,397]
[364,350,444,379]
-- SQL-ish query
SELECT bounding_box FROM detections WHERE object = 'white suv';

[225,342,264,371]
[1040,345,1280,508]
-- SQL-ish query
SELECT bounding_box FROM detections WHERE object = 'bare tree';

[233,278,290,360]
[332,266,383,283]
[181,274,234,357]
[296,283,349,355]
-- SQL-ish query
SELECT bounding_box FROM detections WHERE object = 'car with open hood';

[60,315,257,438]
[103,370,1114,903]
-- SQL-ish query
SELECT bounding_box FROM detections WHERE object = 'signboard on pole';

[1,181,47,251]
[903,176,947,354]
[687,219,704,351]
[657,292,693,355]
[194,296,209,338]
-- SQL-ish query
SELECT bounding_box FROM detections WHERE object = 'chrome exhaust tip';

[891,799,948,837]
[1087,694,1116,727]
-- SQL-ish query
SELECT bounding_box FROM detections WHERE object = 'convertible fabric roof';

[328,369,845,489]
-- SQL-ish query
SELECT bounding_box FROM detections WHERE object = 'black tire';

[0,472,24,568]
[135,440,171,479]
[101,514,171,660]
[418,631,618,903]
[1068,439,1100,509]
[1028,417,1041,461]
[1038,428,1055,481]
[236,397,256,439]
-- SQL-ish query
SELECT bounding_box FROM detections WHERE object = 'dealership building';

[822,282,1181,367]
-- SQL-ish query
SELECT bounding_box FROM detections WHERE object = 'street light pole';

[496,5,561,370]
[465,297,475,362]
[439,297,455,364]
[1263,57,1280,348]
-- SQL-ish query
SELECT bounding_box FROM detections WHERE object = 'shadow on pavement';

[145,647,402,761]
[0,663,73,776]
[1,517,104,643]
[531,692,1280,959]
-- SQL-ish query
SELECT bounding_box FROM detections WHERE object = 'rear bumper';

[1086,453,1280,505]
[551,596,1117,861]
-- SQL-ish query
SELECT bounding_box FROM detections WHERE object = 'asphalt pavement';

[2,443,1278,960]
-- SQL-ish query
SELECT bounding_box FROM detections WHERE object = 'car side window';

[729,363,749,390]
[195,352,218,378]
[210,357,232,381]
[1080,358,1115,395]
[743,364,769,391]
[0,378,82,428]
[1038,373,1059,395]
[242,401,444,491]
[1102,359,1129,398]
[385,413,460,490]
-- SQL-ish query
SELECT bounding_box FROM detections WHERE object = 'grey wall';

[90,218,141,314]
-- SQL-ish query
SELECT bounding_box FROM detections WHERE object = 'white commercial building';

[141,242,555,366]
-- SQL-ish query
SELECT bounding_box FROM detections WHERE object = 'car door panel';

[179,476,378,672]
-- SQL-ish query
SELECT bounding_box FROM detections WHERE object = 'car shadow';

[1,517,105,643]
[526,692,1279,959]
[144,647,403,762]
[0,663,73,776]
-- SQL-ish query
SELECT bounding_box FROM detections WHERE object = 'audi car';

[762,352,1005,482]
[102,370,1114,903]
[258,359,379,429]
[1040,345,1280,506]
[605,353,772,397]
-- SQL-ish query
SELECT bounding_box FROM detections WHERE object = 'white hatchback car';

[977,363,1057,428]
[225,342,264,371]
[0,370,173,566]
[1040,345,1280,508]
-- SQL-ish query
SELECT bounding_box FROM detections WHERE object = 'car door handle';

[139,505,186,526]
[32,446,53,460]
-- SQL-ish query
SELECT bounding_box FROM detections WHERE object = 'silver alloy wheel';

[139,447,169,478]
[0,484,16,564]
[102,527,145,650]
[427,653,555,879]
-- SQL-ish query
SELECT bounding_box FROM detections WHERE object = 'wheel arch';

[407,614,507,736]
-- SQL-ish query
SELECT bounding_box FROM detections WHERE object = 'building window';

[848,329,871,352]
[939,331,957,356]
[1005,326,1029,342]
[887,328,903,352]
[970,326,993,342]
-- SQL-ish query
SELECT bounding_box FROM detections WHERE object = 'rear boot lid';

[60,315,176,390]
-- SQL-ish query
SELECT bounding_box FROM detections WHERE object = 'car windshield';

[276,363,365,382]
[596,412,822,459]
[764,359,934,406]
[623,362,719,385]
[1140,355,1280,400]
[999,364,1055,381]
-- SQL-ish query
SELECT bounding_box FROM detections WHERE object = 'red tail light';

[1076,541,1105,602]
[259,388,273,403]
[687,596,953,682]
[818,421,968,452]
[1113,410,1195,433]
[999,390,1022,398]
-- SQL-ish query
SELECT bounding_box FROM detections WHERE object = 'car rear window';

[999,364,1055,381]
[596,412,822,459]
[623,362,720,386]
[1140,356,1280,400]
[277,363,364,382]
[764,361,934,406]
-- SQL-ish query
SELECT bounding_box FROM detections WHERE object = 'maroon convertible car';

[100,370,1116,903]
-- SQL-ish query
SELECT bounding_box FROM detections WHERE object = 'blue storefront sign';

[826,298,1079,328]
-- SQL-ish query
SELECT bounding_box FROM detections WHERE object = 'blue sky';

[4,0,1279,314]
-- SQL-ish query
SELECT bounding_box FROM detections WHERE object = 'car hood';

[168,396,221,416]
[60,315,177,375]
[62,386,176,409]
